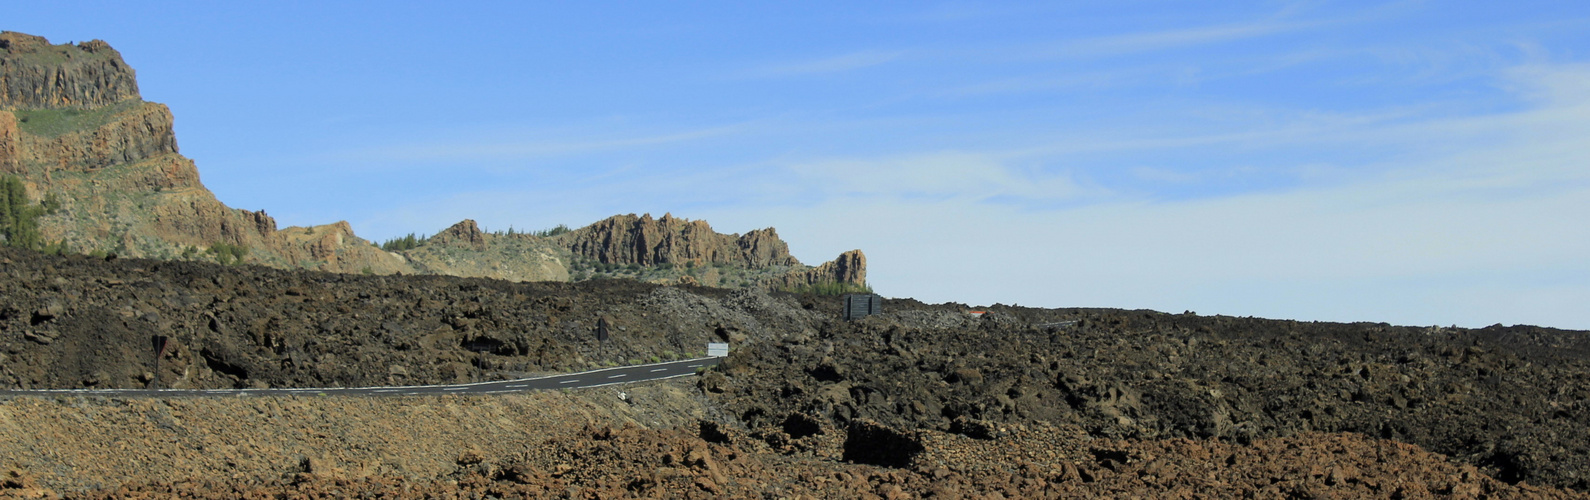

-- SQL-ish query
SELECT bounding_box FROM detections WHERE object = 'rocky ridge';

[0,31,865,289]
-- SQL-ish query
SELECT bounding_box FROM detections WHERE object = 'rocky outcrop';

[559,213,799,268]
[430,219,487,251]
[770,249,867,289]
[0,110,19,173]
[15,101,179,171]
[0,32,140,110]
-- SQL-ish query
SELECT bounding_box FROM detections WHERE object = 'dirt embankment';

[1,389,1583,499]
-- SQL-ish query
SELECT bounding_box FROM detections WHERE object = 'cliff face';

[0,32,398,274]
[0,32,140,110]
[770,249,866,289]
[558,213,799,268]
[13,101,179,171]
[548,213,866,288]
[0,108,19,173]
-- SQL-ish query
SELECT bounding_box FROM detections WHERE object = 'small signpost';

[151,335,169,389]
[706,342,729,357]
[596,317,611,343]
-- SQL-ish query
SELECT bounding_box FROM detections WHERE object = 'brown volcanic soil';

[3,246,1590,495]
[1,393,1582,499]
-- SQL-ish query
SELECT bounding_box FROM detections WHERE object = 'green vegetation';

[0,176,45,250]
[380,233,428,251]
[40,193,61,214]
[531,224,571,237]
[485,224,570,238]
[11,100,140,138]
[207,242,249,265]
[781,281,875,296]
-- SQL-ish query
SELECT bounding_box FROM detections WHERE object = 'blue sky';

[12,1,1590,328]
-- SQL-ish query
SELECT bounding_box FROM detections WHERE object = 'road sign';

[151,335,169,389]
[843,294,882,320]
[707,342,729,357]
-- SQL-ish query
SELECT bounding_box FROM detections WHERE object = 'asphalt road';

[0,357,722,398]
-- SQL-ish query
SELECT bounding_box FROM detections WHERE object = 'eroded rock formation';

[0,32,140,110]
[559,213,799,268]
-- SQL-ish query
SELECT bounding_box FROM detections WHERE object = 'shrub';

[207,242,249,265]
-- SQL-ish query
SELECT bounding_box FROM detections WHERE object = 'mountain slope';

[0,31,865,288]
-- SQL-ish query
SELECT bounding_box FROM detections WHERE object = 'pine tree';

[0,176,43,250]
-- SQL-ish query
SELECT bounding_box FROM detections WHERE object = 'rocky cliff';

[558,213,799,268]
[0,31,403,274]
[393,215,866,289]
[0,32,140,110]
[549,213,865,289]
[0,31,865,289]
[769,249,866,289]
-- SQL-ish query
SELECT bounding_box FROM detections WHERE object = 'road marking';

[687,364,703,368]
[649,368,668,373]
[607,374,626,379]
[373,389,399,393]
[559,379,580,384]
[443,387,469,391]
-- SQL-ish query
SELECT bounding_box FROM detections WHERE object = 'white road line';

[687,364,703,368]
[506,384,527,388]
[373,389,399,393]
[559,379,580,384]
[443,387,469,391]
[649,368,668,373]
[607,374,626,379]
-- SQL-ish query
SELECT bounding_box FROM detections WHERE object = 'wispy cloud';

[779,150,1092,203]
[741,50,905,78]
[323,123,749,165]
[1023,20,1315,60]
